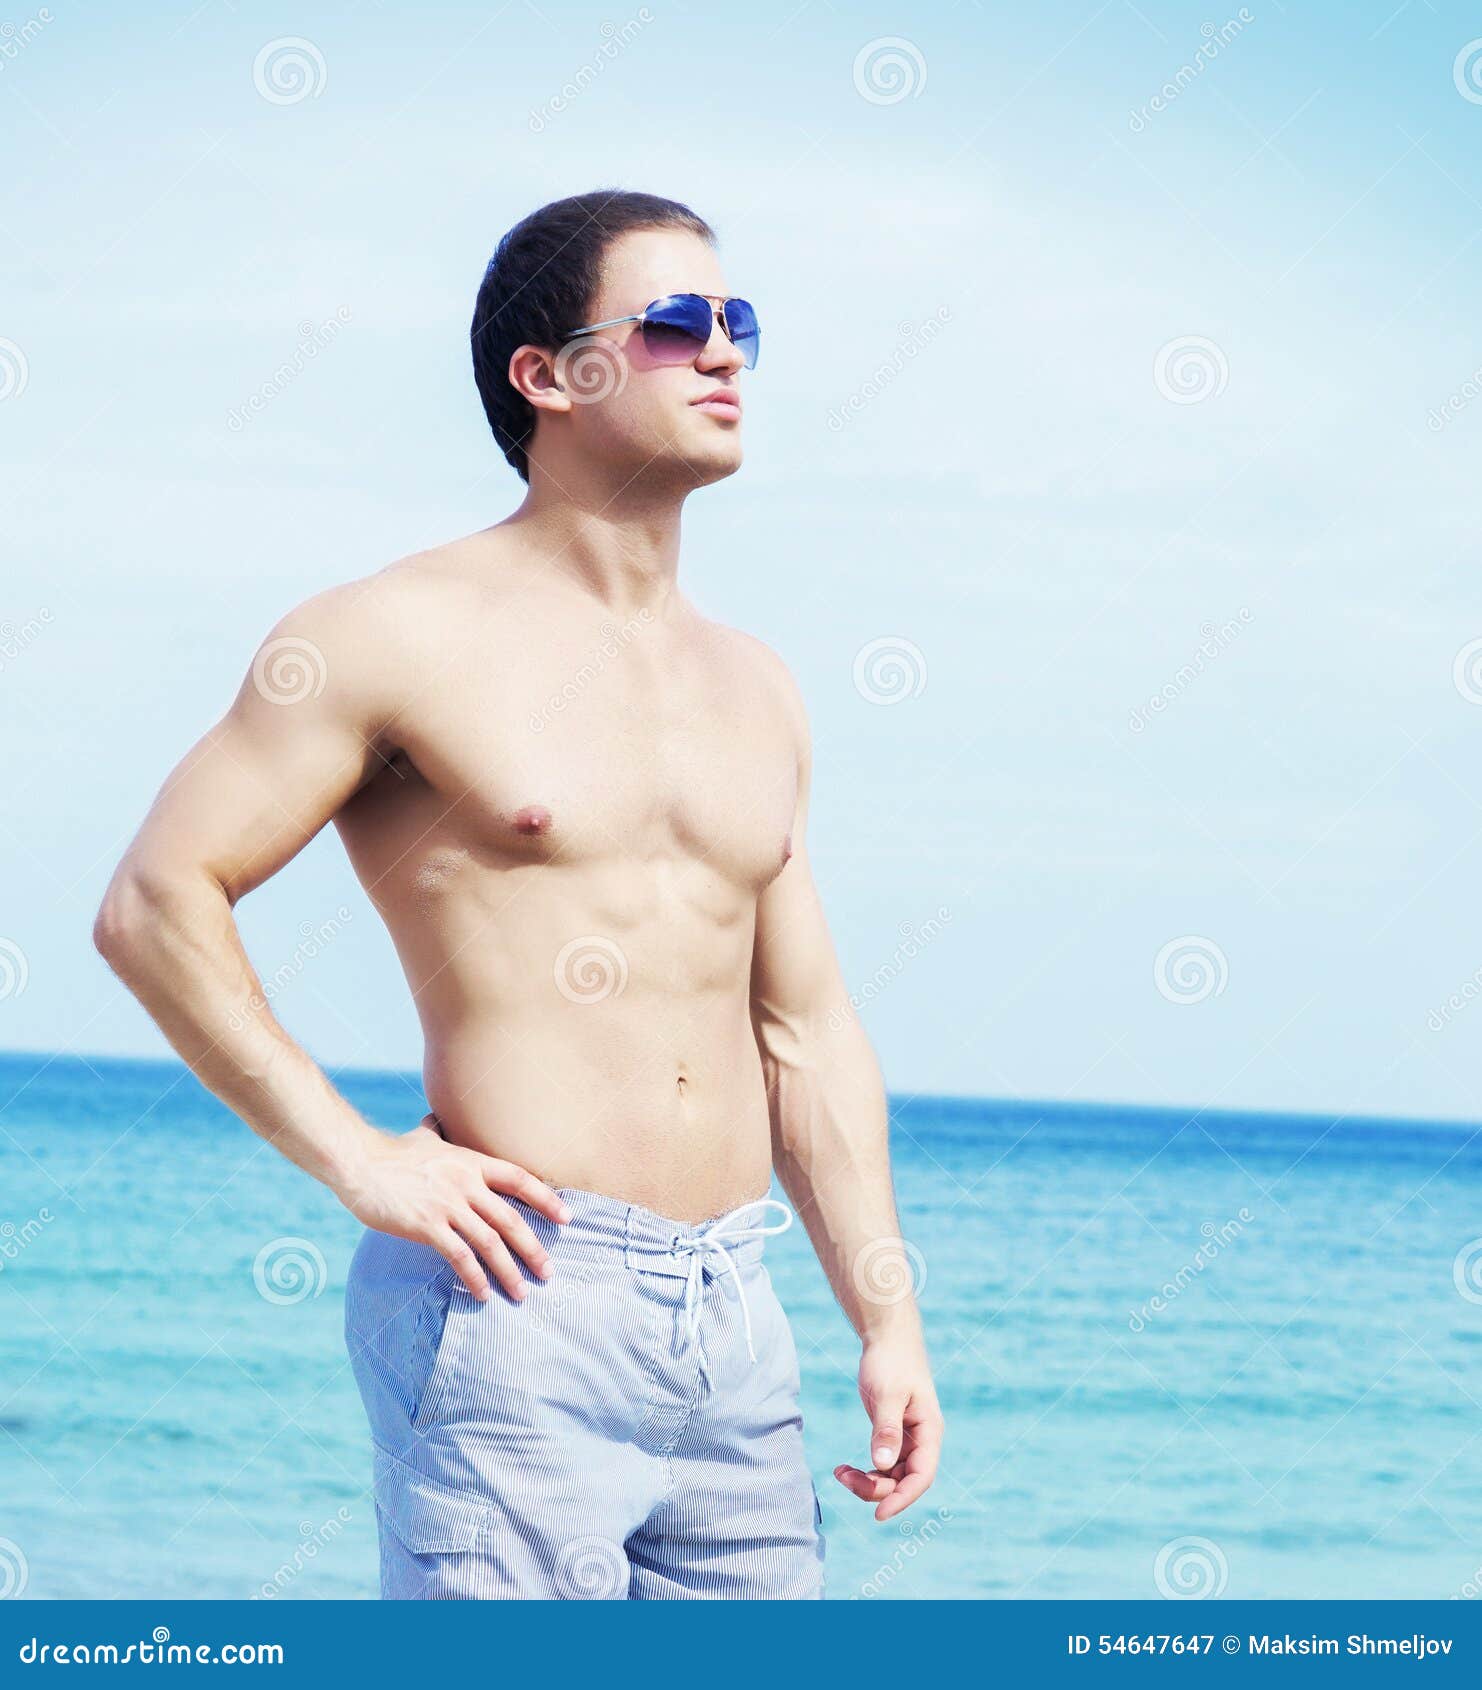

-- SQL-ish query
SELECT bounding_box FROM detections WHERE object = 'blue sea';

[2,1051,1481,1602]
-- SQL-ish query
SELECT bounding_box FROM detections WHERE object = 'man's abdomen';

[421,990,774,1225]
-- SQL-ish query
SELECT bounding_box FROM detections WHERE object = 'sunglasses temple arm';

[564,314,643,338]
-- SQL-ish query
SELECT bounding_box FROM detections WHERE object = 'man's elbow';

[93,863,180,967]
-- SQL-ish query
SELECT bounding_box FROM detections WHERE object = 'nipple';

[513,805,553,836]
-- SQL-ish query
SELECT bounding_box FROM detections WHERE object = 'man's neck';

[505,471,686,619]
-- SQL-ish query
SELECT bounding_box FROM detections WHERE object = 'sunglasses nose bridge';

[656,294,741,366]
[701,310,746,371]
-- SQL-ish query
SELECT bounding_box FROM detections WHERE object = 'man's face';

[553,227,747,490]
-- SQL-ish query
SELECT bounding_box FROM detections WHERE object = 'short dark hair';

[470,190,715,481]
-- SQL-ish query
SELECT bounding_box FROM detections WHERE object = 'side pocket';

[410,1272,467,1431]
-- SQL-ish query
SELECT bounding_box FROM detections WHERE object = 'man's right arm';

[93,576,566,1298]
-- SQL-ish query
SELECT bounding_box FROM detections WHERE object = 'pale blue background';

[4,2,1482,1121]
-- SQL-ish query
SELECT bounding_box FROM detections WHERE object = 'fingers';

[874,1408,944,1521]
[875,1468,934,1521]
[449,1216,527,1303]
[869,1393,909,1471]
[471,1191,553,1281]
[438,1231,493,1302]
[482,1157,571,1225]
[833,1464,896,1503]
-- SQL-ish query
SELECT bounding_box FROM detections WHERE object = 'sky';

[4,0,1482,1123]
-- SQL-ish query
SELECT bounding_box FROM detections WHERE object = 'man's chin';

[610,427,742,491]
[679,439,744,488]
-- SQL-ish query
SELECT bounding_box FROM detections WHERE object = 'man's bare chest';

[353,630,798,895]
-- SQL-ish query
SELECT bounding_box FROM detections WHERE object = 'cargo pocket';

[373,1446,491,1556]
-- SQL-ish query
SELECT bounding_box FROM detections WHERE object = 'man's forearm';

[761,1012,923,1345]
[94,861,379,1192]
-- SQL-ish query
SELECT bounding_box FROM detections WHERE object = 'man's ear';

[508,344,572,416]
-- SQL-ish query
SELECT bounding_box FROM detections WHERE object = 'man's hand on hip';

[334,1114,570,1301]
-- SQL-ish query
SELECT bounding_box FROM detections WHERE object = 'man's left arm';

[749,678,943,1522]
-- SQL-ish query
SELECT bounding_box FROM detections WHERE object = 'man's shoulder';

[699,619,808,729]
[271,536,493,645]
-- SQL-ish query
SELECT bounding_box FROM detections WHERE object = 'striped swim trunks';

[344,1187,827,1599]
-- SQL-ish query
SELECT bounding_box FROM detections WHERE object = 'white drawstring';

[671,1199,793,1386]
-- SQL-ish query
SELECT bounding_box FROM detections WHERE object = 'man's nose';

[697,315,745,376]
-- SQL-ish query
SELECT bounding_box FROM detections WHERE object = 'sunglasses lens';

[639,294,714,363]
[723,298,760,370]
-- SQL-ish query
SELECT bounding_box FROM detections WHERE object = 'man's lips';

[692,389,742,416]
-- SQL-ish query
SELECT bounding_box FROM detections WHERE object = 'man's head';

[471,190,749,492]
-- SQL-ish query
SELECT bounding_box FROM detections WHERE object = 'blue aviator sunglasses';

[564,293,759,370]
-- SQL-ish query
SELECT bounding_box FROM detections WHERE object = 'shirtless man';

[94,190,941,1600]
